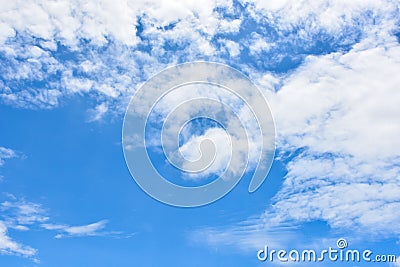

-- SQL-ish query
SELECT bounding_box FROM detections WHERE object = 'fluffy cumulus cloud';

[265,37,400,236]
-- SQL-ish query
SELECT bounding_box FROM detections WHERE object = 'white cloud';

[133,74,271,184]
[0,0,232,53]
[0,0,237,112]
[0,0,139,47]
[188,3,400,248]
[271,42,400,159]
[0,220,37,258]
[42,220,109,238]
[197,36,400,250]
[190,213,302,252]
[179,128,231,180]
[223,39,241,57]
[87,102,109,122]
[0,147,17,166]
[1,198,49,227]
[247,33,272,56]
[246,0,398,35]
[0,195,120,261]
[264,37,400,236]
[218,18,242,34]
[1,0,398,118]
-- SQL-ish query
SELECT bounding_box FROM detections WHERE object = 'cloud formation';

[1,0,400,255]
[2,0,395,111]
[267,36,400,236]
[0,195,120,261]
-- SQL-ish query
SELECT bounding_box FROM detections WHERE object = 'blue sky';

[1,0,400,266]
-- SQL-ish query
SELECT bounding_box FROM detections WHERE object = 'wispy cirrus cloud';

[266,36,400,237]
[42,220,111,239]
[190,214,299,251]
[0,195,125,261]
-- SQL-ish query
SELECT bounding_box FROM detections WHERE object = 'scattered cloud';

[0,147,18,166]
[1,197,49,229]
[0,195,123,261]
[247,33,273,56]
[87,102,109,122]
[42,220,110,238]
[0,197,40,260]
[0,221,37,258]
